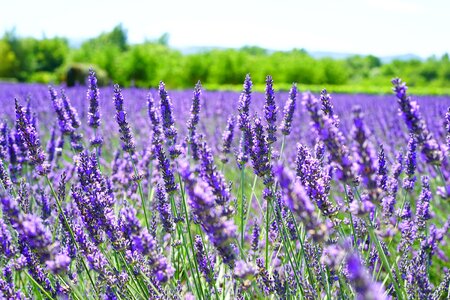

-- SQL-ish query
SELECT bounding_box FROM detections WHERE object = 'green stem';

[24,271,55,300]
[265,190,271,269]
[131,161,150,231]
[168,192,204,299]
[343,184,358,247]
[177,173,208,300]
[240,168,245,252]
[367,220,405,300]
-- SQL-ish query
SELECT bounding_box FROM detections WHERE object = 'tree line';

[1,24,450,89]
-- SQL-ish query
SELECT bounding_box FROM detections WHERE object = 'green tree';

[0,39,17,77]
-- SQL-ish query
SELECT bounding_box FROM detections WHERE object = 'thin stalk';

[265,191,271,269]
[24,271,55,300]
[131,161,150,231]
[168,193,204,299]
[177,173,208,300]
[270,201,304,296]
[367,220,405,300]
[343,184,358,247]
[117,252,151,299]
[279,135,286,161]
[240,168,245,251]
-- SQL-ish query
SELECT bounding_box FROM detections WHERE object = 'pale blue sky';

[1,0,449,57]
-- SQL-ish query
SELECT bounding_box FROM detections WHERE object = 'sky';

[1,0,449,58]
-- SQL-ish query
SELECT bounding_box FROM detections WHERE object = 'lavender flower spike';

[159,81,178,146]
[236,74,253,167]
[220,115,235,163]
[264,75,278,145]
[15,100,49,175]
[237,74,252,131]
[180,161,238,266]
[87,68,101,129]
[61,89,81,129]
[392,78,442,165]
[113,84,136,155]
[155,184,174,233]
[346,253,386,300]
[280,83,297,136]
[416,176,432,230]
[403,135,417,191]
[186,81,202,143]
[48,87,74,135]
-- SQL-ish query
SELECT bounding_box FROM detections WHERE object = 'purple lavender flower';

[303,91,356,183]
[320,89,334,117]
[376,145,388,191]
[392,152,403,179]
[403,135,417,191]
[351,106,378,193]
[181,161,238,266]
[251,222,260,252]
[256,257,273,294]
[159,81,178,148]
[237,74,252,131]
[0,158,12,191]
[392,78,442,165]
[295,144,335,216]
[73,223,117,285]
[198,141,232,209]
[194,235,215,283]
[275,164,331,241]
[46,253,71,274]
[264,75,278,144]
[349,194,375,217]
[250,115,272,183]
[416,176,432,230]
[119,206,141,238]
[87,68,101,129]
[21,245,56,296]
[234,260,257,280]
[2,196,54,263]
[49,87,74,135]
[15,100,49,175]
[0,121,8,160]
[236,129,252,169]
[73,152,124,248]
[147,92,164,158]
[113,84,136,154]
[119,206,174,283]
[154,144,177,194]
[220,115,235,163]
[346,253,386,300]
[39,191,51,220]
[236,74,253,167]
[280,83,297,136]
[61,89,81,128]
[186,81,202,151]
[0,219,14,258]
[155,184,174,233]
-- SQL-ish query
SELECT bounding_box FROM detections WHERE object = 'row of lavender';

[0,71,449,299]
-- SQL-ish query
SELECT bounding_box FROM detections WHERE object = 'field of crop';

[0,71,449,299]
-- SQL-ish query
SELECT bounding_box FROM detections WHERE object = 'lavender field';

[0,72,449,300]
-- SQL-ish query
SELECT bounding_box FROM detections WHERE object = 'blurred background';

[1,0,449,93]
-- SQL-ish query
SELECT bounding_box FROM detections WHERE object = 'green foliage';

[1,24,450,94]
[0,39,17,78]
